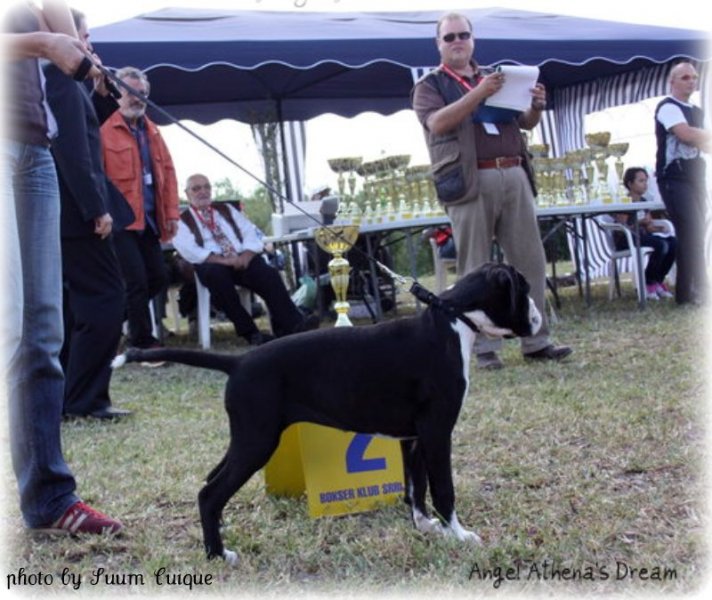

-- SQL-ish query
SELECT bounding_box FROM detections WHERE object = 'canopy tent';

[91,7,710,202]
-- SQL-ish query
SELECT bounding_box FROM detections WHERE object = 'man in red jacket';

[100,66,180,353]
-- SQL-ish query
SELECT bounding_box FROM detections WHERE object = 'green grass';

[3,277,709,596]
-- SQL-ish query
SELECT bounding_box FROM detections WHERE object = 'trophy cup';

[386,154,411,204]
[328,157,363,199]
[532,157,551,206]
[405,165,429,205]
[528,143,550,159]
[549,157,568,205]
[581,147,597,202]
[564,150,588,204]
[585,132,612,203]
[608,142,630,201]
[314,225,360,327]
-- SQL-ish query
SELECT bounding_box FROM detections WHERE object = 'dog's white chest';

[451,320,476,389]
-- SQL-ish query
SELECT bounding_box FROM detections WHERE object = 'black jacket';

[43,64,133,238]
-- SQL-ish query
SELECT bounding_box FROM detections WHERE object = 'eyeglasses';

[441,31,471,43]
[189,183,211,192]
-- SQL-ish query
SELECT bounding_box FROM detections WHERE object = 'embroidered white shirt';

[173,204,264,264]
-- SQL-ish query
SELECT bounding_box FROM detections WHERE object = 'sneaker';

[645,284,659,301]
[656,283,674,299]
[476,351,504,370]
[38,501,123,535]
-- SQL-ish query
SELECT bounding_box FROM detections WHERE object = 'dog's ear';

[488,264,525,318]
[503,265,518,318]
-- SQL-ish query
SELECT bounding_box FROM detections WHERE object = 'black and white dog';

[113,262,541,564]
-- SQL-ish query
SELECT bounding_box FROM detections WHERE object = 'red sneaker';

[43,501,123,535]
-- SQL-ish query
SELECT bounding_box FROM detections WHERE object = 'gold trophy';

[314,225,360,327]
[564,150,588,204]
[549,157,568,205]
[327,157,363,199]
[608,142,630,201]
[585,132,612,203]
[528,143,550,159]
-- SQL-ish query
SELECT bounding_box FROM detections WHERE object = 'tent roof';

[91,7,710,124]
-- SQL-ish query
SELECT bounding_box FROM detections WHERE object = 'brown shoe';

[524,345,572,361]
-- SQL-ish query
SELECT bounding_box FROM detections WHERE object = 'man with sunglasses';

[412,12,571,369]
[101,66,180,354]
[654,62,711,305]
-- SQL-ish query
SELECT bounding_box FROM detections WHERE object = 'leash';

[95,63,450,308]
[409,280,481,334]
[375,261,479,332]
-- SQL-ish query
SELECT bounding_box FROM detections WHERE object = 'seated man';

[173,174,318,345]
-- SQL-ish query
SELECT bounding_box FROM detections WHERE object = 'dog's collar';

[409,282,481,334]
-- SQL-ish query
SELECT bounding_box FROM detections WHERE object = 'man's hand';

[164,219,179,240]
[45,33,92,75]
[518,83,547,129]
[94,213,113,239]
[232,251,256,271]
[477,71,505,98]
[530,83,547,111]
[87,51,110,96]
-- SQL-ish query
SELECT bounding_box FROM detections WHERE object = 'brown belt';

[477,156,522,170]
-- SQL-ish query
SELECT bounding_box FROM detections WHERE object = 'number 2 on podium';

[345,434,387,473]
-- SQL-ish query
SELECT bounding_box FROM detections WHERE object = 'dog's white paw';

[413,509,440,534]
[222,549,239,566]
[442,512,483,545]
[458,529,483,545]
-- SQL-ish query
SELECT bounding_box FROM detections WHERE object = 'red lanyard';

[439,63,480,92]
[193,206,216,231]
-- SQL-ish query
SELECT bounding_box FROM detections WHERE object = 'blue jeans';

[2,141,78,527]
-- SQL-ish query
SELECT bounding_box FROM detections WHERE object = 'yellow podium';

[265,423,404,517]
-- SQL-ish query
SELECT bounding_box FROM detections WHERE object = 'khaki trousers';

[447,166,550,355]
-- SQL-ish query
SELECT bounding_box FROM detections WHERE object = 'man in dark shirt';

[44,8,131,419]
[654,62,711,305]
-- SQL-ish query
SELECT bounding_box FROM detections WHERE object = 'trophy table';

[264,224,404,518]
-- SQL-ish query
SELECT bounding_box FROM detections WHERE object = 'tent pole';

[277,101,289,213]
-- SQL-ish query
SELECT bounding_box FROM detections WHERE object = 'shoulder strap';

[180,209,204,247]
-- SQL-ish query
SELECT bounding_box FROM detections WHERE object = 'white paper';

[483,65,540,112]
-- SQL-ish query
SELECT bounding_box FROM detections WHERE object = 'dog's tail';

[111,347,238,375]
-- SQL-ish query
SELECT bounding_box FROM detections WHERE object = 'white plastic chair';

[194,273,252,349]
[595,215,654,302]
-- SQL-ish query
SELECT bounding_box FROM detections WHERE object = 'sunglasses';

[441,31,471,43]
